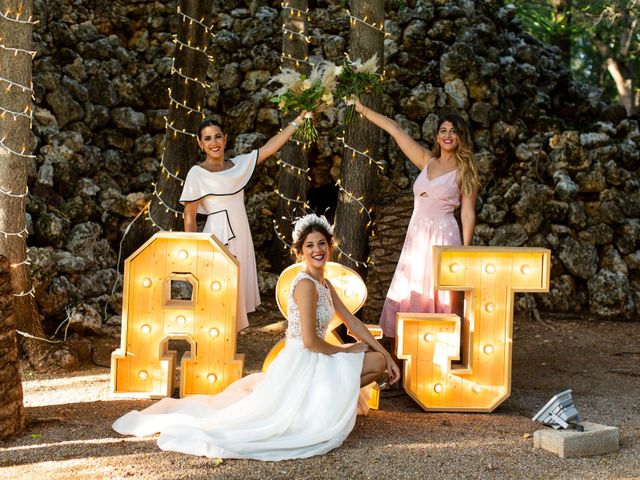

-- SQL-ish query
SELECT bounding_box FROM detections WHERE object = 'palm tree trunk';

[0,256,24,438]
[0,0,77,372]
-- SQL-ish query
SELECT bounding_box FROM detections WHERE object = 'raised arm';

[183,200,200,232]
[355,99,432,171]
[257,111,307,164]
[328,282,401,384]
[294,279,367,355]
[460,185,477,246]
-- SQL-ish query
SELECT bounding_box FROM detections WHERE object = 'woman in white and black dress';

[180,114,306,330]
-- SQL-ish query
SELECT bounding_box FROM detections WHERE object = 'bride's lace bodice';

[286,272,334,340]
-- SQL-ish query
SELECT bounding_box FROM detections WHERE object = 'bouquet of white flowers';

[270,63,335,143]
[333,54,382,125]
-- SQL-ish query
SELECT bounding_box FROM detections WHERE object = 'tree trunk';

[270,0,309,269]
[122,0,214,259]
[606,57,637,115]
[0,0,77,372]
[551,0,572,67]
[0,256,24,438]
[333,0,384,278]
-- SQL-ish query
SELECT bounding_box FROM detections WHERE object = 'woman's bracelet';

[289,119,300,129]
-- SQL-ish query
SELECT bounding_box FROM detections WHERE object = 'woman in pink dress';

[355,100,479,339]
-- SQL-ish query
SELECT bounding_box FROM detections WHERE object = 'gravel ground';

[1,303,638,480]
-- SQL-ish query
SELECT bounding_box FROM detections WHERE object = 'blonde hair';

[432,113,479,196]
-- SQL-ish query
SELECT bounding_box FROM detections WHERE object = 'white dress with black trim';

[179,149,260,331]
[112,271,365,461]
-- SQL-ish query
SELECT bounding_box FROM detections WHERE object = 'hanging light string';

[0,185,28,197]
[282,27,311,43]
[0,226,28,238]
[272,220,292,249]
[171,60,211,89]
[172,34,213,59]
[14,286,35,297]
[345,9,388,36]
[335,179,373,228]
[282,3,309,16]
[165,117,198,138]
[276,158,311,180]
[168,88,206,118]
[334,244,372,269]
[159,160,185,184]
[337,136,384,172]
[0,104,33,127]
[176,5,212,34]
[0,136,36,158]
[146,203,165,231]
[0,10,38,24]
[280,2,311,69]
[152,182,182,217]
[0,74,33,93]
[11,257,31,268]
[0,42,37,58]
[274,188,310,210]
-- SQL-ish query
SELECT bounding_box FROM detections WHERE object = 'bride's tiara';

[291,214,334,243]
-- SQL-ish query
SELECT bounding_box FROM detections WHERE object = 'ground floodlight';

[532,389,581,429]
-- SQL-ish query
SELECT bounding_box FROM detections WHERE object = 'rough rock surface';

[24,0,640,334]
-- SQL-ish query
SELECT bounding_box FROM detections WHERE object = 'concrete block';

[533,421,619,458]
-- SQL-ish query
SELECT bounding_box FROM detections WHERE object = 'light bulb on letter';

[207,373,217,383]
[142,277,152,288]
[209,327,219,338]
[520,264,531,275]
[485,303,495,313]
[483,344,494,355]
[423,333,434,342]
[449,263,460,273]
[211,281,222,292]
[485,264,496,274]
[177,249,188,260]
[176,315,186,325]
[138,370,148,380]
[140,324,151,334]
[433,383,443,393]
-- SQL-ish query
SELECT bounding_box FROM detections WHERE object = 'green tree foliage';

[513,0,640,115]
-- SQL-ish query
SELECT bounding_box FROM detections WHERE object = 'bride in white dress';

[112,214,400,461]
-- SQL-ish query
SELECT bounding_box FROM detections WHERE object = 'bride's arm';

[328,283,401,383]
[295,279,367,354]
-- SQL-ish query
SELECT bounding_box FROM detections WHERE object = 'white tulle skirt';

[112,339,365,461]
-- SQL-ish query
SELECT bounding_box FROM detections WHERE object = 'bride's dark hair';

[290,224,335,259]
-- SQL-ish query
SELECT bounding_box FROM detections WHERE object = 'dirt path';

[1,305,639,479]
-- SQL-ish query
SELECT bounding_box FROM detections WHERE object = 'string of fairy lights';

[0,8,38,297]
[279,2,312,68]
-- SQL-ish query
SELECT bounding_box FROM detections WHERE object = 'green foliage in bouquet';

[333,54,382,125]
[269,64,335,143]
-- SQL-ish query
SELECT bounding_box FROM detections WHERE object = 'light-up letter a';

[111,232,243,398]
[397,246,551,412]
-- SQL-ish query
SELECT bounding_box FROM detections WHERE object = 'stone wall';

[24,0,639,335]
